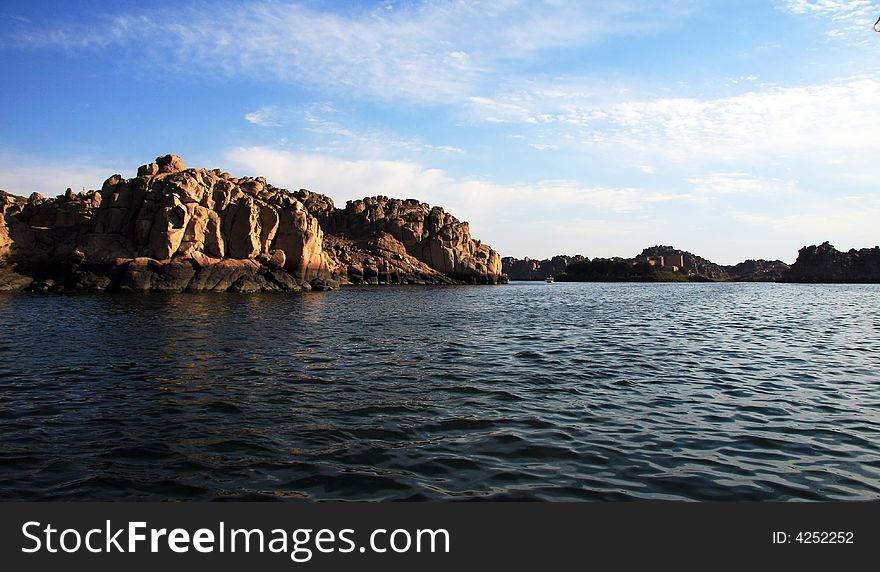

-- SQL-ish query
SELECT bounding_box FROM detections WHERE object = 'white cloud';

[244,107,282,127]
[242,104,465,157]
[604,78,880,165]
[732,200,880,250]
[779,0,880,41]
[0,152,122,197]
[12,1,694,103]
[303,110,464,157]
[426,145,464,154]
[224,145,674,213]
[471,77,880,169]
[686,172,798,199]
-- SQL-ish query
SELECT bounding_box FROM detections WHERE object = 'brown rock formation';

[0,155,505,292]
[0,191,19,257]
[314,193,502,284]
[781,241,880,283]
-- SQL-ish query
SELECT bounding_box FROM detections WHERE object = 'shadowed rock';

[781,242,880,283]
[502,255,586,280]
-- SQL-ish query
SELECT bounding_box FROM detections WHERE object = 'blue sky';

[1,0,879,263]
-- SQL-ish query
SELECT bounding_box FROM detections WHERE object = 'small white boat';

[545,276,554,283]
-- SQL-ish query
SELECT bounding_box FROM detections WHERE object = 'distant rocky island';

[0,155,504,292]
[504,243,880,283]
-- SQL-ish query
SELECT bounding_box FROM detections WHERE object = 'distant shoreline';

[503,242,880,284]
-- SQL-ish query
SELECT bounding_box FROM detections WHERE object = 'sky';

[1,0,879,264]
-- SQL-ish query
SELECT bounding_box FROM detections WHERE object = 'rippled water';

[0,282,879,501]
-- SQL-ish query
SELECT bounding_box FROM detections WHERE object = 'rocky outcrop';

[506,247,794,282]
[723,259,789,282]
[636,245,729,280]
[781,242,880,283]
[504,246,729,281]
[0,191,31,290]
[502,255,586,280]
[0,191,22,257]
[0,155,505,292]
[318,194,502,285]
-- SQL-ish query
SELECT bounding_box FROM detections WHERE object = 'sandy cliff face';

[0,155,505,291]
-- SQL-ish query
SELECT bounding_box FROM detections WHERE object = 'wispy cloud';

[686,172,798,200]
[0,152,122,197]
[9,1,694,103]
[244,107,282,127]
[778,0,880,41]
[470,77,880,169]
[243,104,465,157]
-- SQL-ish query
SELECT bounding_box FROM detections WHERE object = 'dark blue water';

[1,282,878,500]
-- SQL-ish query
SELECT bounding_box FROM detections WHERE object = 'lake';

[0,282,878,500]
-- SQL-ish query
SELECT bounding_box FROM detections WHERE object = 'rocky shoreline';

[0,155,505,292]
[3,156,876,291]
[779,242,880,283]
[503,243,879,283]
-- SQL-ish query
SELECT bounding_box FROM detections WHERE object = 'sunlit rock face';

[0,155,506,291]
[314,192,502,285]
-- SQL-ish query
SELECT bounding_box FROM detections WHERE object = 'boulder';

[0,265,33,291]
[146,194,190,259]
[275,202,332,281]
[156,154,187,174]
[266,269,302,291]
[137,162,159,177]
[188,259,261,291]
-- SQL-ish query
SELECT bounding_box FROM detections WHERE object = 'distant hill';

[556,258,690,282]
[501,255,586,280]
[503,245,790,282]
[723,259,789,282]
[635,245,729,280]
[499,242,880,284]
